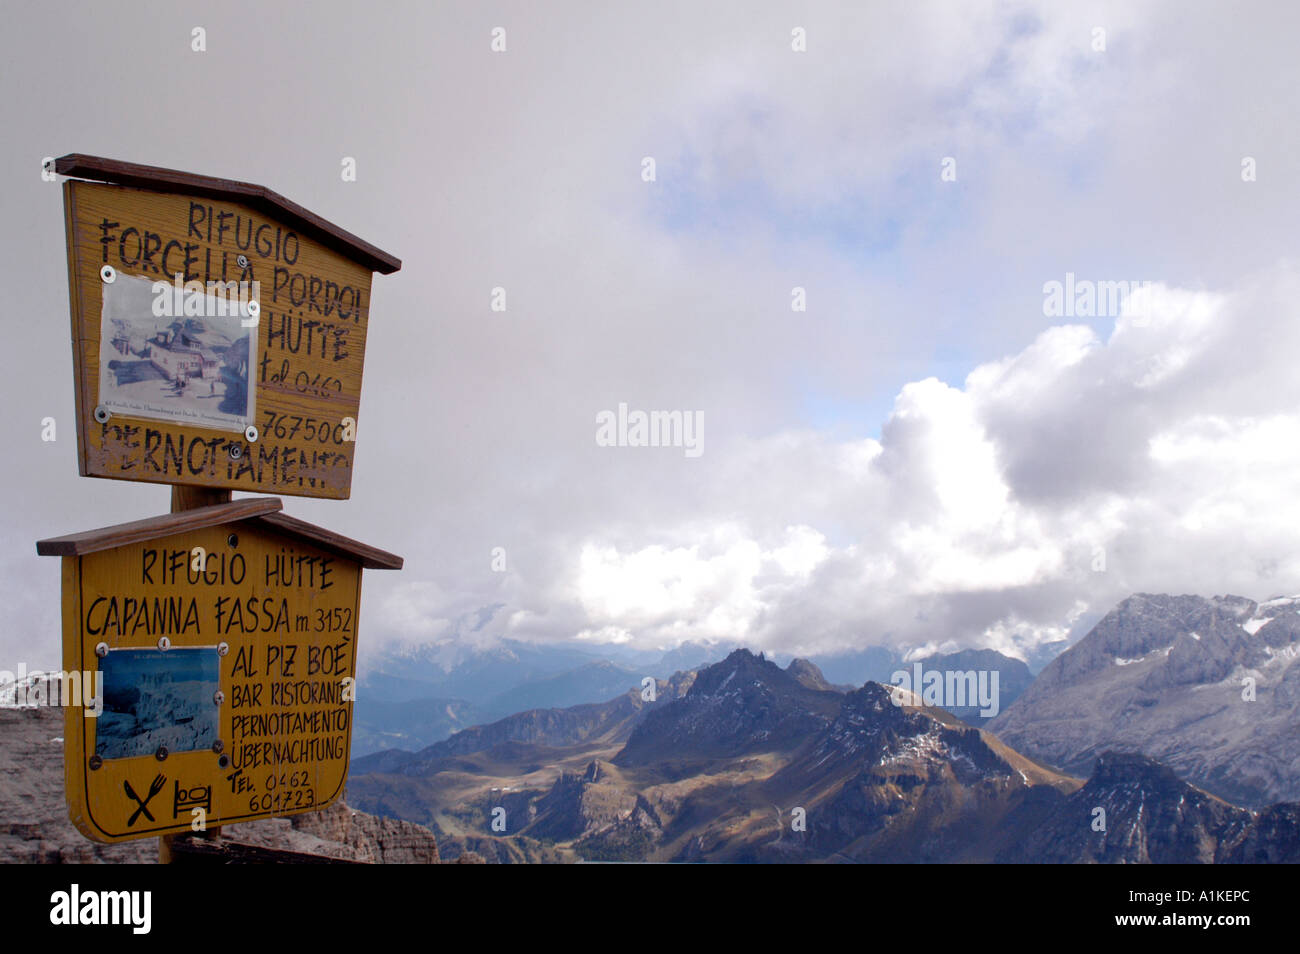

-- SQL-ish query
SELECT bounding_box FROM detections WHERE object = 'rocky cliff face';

[996,752,1300,863]
[0,705,155,863]
[0,705,439,863]
[745,681,1063,863]
[233,800,440,863]
[990,593,1300,807]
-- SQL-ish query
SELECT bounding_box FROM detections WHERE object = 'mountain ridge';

[349,643,1300,863]
[990,591,1300,807]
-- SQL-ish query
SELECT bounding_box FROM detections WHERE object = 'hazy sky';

[3,1,1299,668]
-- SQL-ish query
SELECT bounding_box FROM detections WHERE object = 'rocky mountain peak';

[990,589,1300,808]
[1024,593,1262,694]
[615,649,842,768]
[785,657,837,692]
[687,648,788,697]
[1088,750,1184,792]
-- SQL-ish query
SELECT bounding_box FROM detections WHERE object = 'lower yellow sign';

[56,514,363,842]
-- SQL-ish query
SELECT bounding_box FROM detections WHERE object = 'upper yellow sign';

[58,155,401,500]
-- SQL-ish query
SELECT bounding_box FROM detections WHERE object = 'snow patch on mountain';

[1114,646,1172,666]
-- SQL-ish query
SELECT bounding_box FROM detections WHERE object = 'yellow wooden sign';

[58,155,400,501]
[39,500,399,843]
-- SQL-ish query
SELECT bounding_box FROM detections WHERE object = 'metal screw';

[88,755,102,770]
[213,690,225,706]
[95,642,109,658]
[217,641,229,657]
[99,265,116,283]
[218,754,230,769]
[156,746,169,761]
[157,636,171,651]
[244,424,259,443]
[212,739,224,754]
[245,300,260,319]
[227,534,239,548]
[229,443,243,460]
[236,255,249,269]
[93,406,111,424]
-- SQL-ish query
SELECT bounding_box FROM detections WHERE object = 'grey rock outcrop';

[990,593,1300,807]
[0,705,439,863]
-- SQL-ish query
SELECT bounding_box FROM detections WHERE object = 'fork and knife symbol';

[124,774,166,826]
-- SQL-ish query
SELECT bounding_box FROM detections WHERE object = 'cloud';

[523,266,1300,659]
[3,1,1299,672]
[570,524,829,646]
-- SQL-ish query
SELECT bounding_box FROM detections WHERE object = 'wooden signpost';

[57,154,400,501]
[37,499,400,842]
[39,155,403,854]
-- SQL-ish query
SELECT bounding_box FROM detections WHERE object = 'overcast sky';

[3,1,1299,668]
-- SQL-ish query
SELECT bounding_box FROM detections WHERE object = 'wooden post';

[161,826,225,863]
[171,486,231,513]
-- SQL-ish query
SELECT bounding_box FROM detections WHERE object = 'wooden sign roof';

[36,498,402,570]
[57,154,402,501]
[55,154,401,274]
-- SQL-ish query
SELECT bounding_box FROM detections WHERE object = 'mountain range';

[352,636,1035,755]
[354,639,665,755]
[8,588,1298,864]
[348,644,1300,863]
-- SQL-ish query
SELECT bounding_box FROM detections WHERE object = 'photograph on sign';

[98,272,256,432]
[96,648,220,760]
